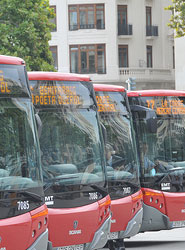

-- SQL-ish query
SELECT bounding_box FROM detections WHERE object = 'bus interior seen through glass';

[131,96,185,192]
[95,91,140,198]
[0,99,42,191]
[30,80,106,188]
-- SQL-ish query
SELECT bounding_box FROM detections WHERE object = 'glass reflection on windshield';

[39,109,104,187]
[98,111,140,199]
[0,99,42,191]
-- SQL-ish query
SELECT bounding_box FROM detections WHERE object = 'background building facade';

[49,0,175,90]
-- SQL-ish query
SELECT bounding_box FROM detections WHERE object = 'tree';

[0,0,55,71]
[166,0,185,37]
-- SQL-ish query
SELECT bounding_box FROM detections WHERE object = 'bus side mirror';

[130,105,157,133]
[146,110,157,133]
[35,113,42,138]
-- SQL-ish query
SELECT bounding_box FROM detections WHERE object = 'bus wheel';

[107,239,125,250]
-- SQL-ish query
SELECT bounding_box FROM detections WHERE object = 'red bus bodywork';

[0,55,25,65]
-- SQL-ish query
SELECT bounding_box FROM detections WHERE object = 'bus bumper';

[50,216,111,250]
[119,207,143,238]
[85,215,111,250]
[139,203,171,232]
[27,228,48,250]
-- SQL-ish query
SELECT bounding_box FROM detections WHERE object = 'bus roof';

[0,55,25,65]
[28,71,90,82]
[128,89,185,97]
[93,84,125,92]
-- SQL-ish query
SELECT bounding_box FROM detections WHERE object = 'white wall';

[175,36,185,90]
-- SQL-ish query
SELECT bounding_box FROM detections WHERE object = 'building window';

[50,46,58,70]
[147,45,152,68]
[118,5,132,35]
[69,4,105,31]
[118,5,127,32]
[173,46,175,69]
[146,6,152,26]
[50,6,57,32]
[146,6,158,36]
[70,44,106,74]
[118,45,128,67]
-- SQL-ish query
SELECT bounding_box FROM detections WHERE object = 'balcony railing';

[71,67,106,74]
[146,25,158,36]
[69,23,105,31]
[118,24,133,36]
[69,24,78,31]
[119,67,175,82]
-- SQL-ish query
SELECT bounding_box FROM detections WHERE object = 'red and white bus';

[128,89,185,232]
[94,84,143,249]
[28,72,111,250]
[0,55,48,250]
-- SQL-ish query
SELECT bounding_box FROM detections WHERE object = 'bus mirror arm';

[35,113,42,138]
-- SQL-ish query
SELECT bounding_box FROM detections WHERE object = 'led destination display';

[0,70,11,94]
[0,66,29,97]
[146,98,185,115]
[96,95,116,112]
[30,81,93,107]
[31,85,82,106]
[95,91,128,114]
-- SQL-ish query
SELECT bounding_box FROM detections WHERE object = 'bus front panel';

[129,94,185,231]
[95,90,142,242]
[0,62,48,250]
[29,78,111,249]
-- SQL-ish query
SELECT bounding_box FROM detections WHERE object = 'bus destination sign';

[30,85,82,106]
[96,95,116,112]
[146,99,185,115]
[0,70,11,94]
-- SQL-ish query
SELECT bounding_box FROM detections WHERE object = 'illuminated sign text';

[96,95,116,112]
[0,70,11,94]
[31,85,82,106]
[146,99,185,115]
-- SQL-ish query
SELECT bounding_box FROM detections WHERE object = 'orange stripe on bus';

[99,199,111,208]
[143,191,163,197]
[31,208,48,219]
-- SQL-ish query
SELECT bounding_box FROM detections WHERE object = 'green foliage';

[0,0,56,71]
[166,0,185,37]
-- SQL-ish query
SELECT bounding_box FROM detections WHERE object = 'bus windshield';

[0,64,30,97]
[30,80,106,207]
[0,99,42,190]
[96,91,140,199]
[0,64,43,219]
[130,95,185,192]
[39,108,104,184]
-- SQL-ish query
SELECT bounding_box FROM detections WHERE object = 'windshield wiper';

[6,190,43,202]
[90,184,107,195]
[167,167,185,172]
[112,180,140,189]
[153,167,185,185]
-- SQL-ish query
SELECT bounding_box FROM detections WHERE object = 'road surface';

[124,227,185,249]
